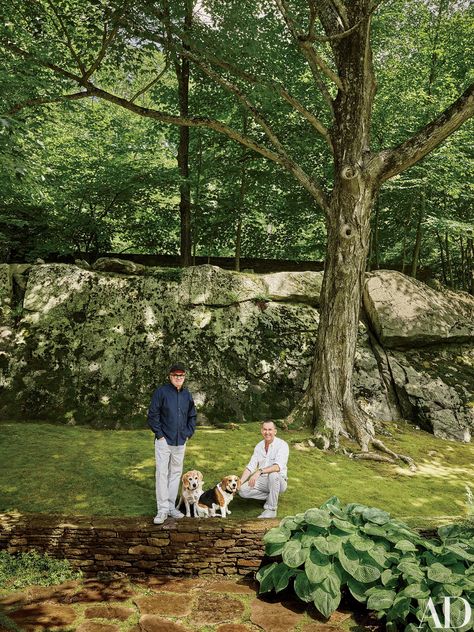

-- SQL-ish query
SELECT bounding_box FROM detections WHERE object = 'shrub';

[257,497,474,631]
[0,550,82,590]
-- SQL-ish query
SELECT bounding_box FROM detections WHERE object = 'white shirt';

[246,437,289,479]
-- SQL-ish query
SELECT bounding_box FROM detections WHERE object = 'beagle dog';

[178,470,204,517]
[197,475,241,518]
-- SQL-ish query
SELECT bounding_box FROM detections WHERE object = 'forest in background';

[1,0,472,291]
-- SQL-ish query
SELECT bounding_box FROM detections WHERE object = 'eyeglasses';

[170,374,185,378]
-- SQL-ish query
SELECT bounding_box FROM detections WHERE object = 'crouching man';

[239,420,288,519]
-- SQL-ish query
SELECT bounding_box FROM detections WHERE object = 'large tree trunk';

[311,183,376,450]
[293,3,378,450]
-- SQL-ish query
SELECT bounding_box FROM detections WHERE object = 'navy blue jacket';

[147,383,197,446]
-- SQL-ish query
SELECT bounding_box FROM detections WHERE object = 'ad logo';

[419,597,472,629]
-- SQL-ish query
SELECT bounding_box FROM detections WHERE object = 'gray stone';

[92,257,146,275]
[363,270,474,347]
[260,270,323,305]
[387,344,473,441]
[75,259,92,269]
[0,263,12,321]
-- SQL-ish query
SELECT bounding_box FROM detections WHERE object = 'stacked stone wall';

[0,513,271,577]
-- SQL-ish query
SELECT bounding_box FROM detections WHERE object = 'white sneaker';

[258,509,277,519]
[153,513,168,525]
[168,507,184,519]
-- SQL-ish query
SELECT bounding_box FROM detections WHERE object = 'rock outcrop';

[363,270,474,347]
[0,261,472,441]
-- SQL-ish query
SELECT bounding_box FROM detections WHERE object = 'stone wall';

[0,513,270,577]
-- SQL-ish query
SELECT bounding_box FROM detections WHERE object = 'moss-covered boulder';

[0,261,472,442]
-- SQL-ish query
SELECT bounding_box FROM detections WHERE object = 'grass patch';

[0,550,82,591]
[0,420,473,528]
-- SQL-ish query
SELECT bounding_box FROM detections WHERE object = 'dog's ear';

[236,478,241,491]
[220,476,229,488]
[181,473,188,486]
[197,471,203,482]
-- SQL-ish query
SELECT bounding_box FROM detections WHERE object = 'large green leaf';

[401,581,430,599]
[301,525,325,548]
[347,576,368,602]
[368,545,395,568]
[304,549,331,583]
[294,572,316,602]
[339,544,381,583]
[265,541,287,557]
[279,516,301,532]
[332,517,357,532]
[362,524,388,538]
[446,543,474,562]
[323,569,341,597]
[362,507,391,525]
[394,539,418,553]
[273,562,301,593]
[304,508,331,528]
[381,569,399,588]
[256,562,277,593]
[282,539,308,568]
[366,588,396,611]
[349,533,375,552]
[321,496,346,519]
[387,594,411,622]
[263,526,291,545]
[313,534,342,556]
[312,584,341,618]
[397,559,425,581]
[427,562,454,583]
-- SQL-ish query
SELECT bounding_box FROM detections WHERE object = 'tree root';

[351,452,396,463]
[350,437,417,470]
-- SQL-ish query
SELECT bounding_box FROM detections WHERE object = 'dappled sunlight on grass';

[0,420,472,527]
[415,460,473,478]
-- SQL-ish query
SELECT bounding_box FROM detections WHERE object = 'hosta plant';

[257,497,474,631]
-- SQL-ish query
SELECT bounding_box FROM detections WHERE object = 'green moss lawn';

[1,421,473,529]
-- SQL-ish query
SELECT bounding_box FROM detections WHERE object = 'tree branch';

[83,1,129,81]
[45,0,86,75]
[130,61,170,102]
[1,37,329,212]
[274,0,342,95]
[195,49,333,148]
[6,91,91,115]
[376,83,474,182]
[128,22,333,149]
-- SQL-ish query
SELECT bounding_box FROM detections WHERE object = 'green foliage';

[0,550,82,591]
[257,497,474,630]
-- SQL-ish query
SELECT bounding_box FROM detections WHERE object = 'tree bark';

[411,188,426,278]
[235,115,249,272]
[310,182,376,450]
[176,1,193,267]
[436,229,448,285]
[372,196,380,270]
[445,229,453,288]
[302,3,377,450]
[467,237,474,295]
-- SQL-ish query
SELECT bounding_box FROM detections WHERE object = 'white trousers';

[239,472,287,511]
[154,439,186,514]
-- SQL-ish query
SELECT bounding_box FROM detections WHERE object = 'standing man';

[147,363,197,524]
[239,420,289,519]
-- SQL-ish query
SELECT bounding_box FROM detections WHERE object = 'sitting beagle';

[197,475,241,518]
[178,470,204,517]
